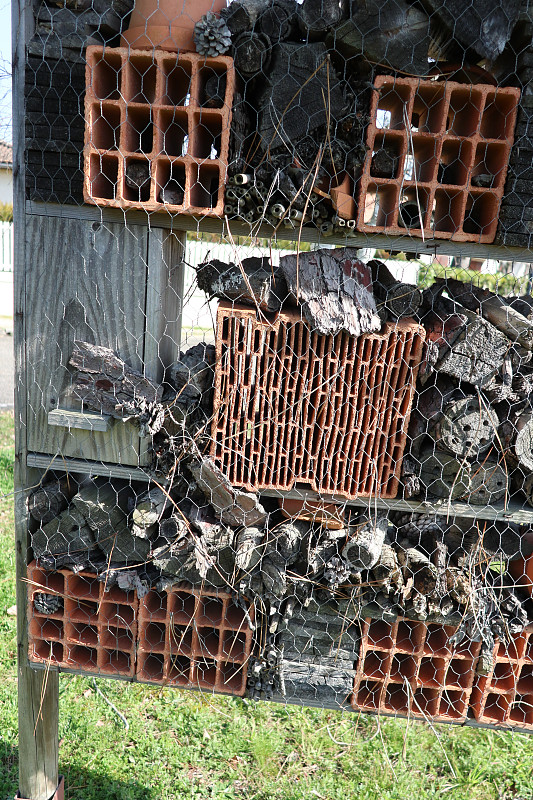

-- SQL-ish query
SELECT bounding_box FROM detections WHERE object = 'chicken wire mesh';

[18,0,533,733]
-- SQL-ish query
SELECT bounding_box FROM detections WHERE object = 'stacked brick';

[27,562,254,697]
[25,55,85,205]
[352,617,482,723]
[84,46,234,216]
[211,302,426,500]
[357,76,520,243]
[497,4,533,247]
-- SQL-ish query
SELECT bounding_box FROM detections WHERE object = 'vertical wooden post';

[13,0,60,797]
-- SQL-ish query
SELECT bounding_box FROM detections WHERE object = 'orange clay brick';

[470,626,533,730]
[137,583,254,696]
[83,46,234,216]
[27,560,138,678]
[210,302,426,500]
[356,76,520,243]
[351,617,481,723]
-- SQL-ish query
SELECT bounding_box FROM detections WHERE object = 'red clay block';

[27,561,137,678]
[352,617,481,723]
[471,627,533,730]
[83,46,234,216]
[356,76,520,243]
[211,302,425,500]
[137,583,254,696]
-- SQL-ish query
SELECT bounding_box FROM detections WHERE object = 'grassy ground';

[0,411,531,800]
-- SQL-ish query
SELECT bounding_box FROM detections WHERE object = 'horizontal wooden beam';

[26,201,533,264]
[47,409,112,432]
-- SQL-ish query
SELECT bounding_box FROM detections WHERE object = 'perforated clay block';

[356,76,520,243]
[352,617,482,723]
[470,626,533,730]
[211,302,426,500]
[83,46,234,216]
[27,560,138,677]
[137,584,254,696]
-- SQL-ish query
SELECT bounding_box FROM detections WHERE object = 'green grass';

[0,411,532,799]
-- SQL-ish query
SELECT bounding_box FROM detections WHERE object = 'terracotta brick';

[356,76,520,243]
[352,617,481,723]
[83,46,234,216]
[470,627,533,730]
[211,303,425,500]
[137,583,254,696]
[27,561,137,678]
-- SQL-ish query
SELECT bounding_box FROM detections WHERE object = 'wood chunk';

[256,42,345,154]
[235,526,266,573]
[342,514,388,570]
[71,483,150,564]
[278,660,355,704]
[419,448,508,504]
[28,475,77,525]
[279,248,380,337]
[169,343,216,406]
[131,486,176,531]
[419,0,520,60]
[258,0,298,41]
[332,0,432,76]
[32,507,98,567]
[221,0,270,35]
[69,340,162,421]
[438,278,533,351]
[188,455,267,527]
[233,31,272,78]
[431,396,499,459]
[500,410,533,471]
[422,302,510,386]
[298,0,345,38]
[196,257,288,312]
[368,259,422,319]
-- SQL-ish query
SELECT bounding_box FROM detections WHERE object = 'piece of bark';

[131,486,176,534]
[342,514,388,571]
[196,257,287,312]
[32,506,98,567]
[372,537,404,594]
[431,395,499,459]
[71,483,151,564]
[331,0,432,76]
[28,475,76,525]
[397,544,438,596]
[69,341,162,422]
[187,455,266,527]
[437,278,533,351]
[368,259,422,319]
[279,248,380,337]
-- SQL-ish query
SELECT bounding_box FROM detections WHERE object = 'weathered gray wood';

[440,279,533,350]
[419,449,508,504]
[25,201,533,265]
[28,475,75,525]
[196,257,288,312]
[14,0,60,791]
[431,396,499,459]
[188,455,267,527]
[32,506,97,568]
[342,514,388,570]
[47,408,112,432]
[279,248,380,337]
[368,259,422,319]
[132,486,175,529]
[25,216,149,466]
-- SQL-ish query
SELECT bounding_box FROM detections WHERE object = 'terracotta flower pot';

[121,0,227,52]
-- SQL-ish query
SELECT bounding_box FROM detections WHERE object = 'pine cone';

[194,12,232,57]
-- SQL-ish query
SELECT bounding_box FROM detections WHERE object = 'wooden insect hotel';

[13,0,533,795]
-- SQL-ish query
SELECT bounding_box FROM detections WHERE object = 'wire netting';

[20,0,533,731]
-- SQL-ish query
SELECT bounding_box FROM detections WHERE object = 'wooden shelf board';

[26,201,533,264]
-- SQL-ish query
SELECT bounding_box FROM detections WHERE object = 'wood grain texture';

[14,0,61,794]
[25,215,148,465]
